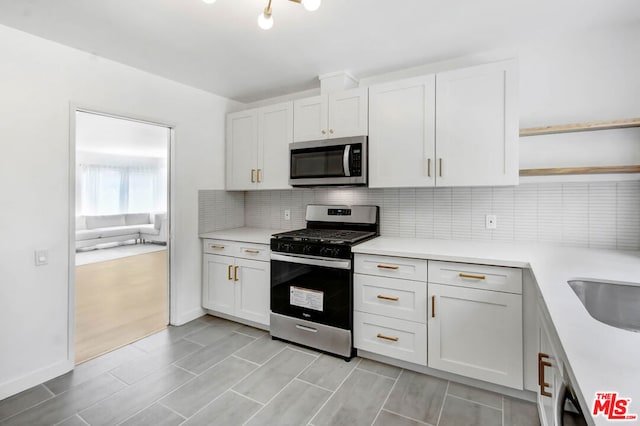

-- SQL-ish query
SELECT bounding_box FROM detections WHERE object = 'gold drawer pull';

[538,352,552,397]
[227,265,233,280]
[376,333,399,342]
[234,265,239,282]
[210,245,225,250]
[459,273,486,280]
[377,295,399,301]
[251,169,256,183]
[244,249,260,254]
[256,169,262,183]
[377,264,399,270]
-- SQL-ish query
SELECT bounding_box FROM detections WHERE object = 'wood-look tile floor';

[0,315,541,426]
[75,249,168,364]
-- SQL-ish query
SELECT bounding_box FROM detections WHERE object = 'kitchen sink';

[568,279,640,332]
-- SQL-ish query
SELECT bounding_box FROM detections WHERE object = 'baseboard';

[0,359,73,400]
[203,309,270,332]
[357,349,536,403]
[172,306,206,326]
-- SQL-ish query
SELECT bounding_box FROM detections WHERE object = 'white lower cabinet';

[354,311,427,364]
[354,254,428,365]
[202,240,270,327]
[427,260,523,389]
[427,283,523,389]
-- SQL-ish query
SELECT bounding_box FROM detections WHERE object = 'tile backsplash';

[200,181,640,250]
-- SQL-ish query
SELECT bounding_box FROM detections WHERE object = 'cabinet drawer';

[354,311,427,365]
[428,261,522,294]
[203,239,239,255]
[355,254,428,281]
[236,242,270,262]
[354,274,427,323]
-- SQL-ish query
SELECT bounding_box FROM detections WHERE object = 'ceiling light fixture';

[202,0,320,30]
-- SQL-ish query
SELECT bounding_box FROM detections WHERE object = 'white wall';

[0,24,236,399]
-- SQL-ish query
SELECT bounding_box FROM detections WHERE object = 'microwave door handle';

[343,145,351,177]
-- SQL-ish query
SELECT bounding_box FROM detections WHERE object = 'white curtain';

[77,164,166,215]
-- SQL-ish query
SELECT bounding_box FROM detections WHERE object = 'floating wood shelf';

[519,117,640,137]
[519,166,640,177]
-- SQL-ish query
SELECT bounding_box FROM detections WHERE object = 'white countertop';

[199,227,280,245]
[354,237,640,426]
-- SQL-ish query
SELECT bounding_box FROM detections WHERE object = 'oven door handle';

[271,253,352,270]
[343,144,351,177]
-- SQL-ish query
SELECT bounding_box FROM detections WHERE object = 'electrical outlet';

[485,215,497,229]
[284,209,291,221]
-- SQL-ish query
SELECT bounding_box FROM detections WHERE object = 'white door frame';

[68,104,176,365]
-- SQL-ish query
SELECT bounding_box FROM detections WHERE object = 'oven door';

[270,253,352,330]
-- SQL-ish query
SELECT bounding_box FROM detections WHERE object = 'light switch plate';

[284,209,291,221]
[35,249,48,266]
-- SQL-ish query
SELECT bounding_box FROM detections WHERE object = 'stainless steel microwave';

[289,136,367,187]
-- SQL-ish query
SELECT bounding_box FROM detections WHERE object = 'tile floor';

[0,315,541,426]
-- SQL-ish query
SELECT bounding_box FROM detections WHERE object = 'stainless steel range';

[270,204,379,360]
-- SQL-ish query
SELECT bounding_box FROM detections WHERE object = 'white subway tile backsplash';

[201,181,640,250]
[434,188,453,240]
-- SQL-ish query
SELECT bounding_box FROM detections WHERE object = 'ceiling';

[1,0,639,103]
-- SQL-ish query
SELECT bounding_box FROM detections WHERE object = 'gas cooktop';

[272,228,376,245]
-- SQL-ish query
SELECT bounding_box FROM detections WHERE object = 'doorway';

[72,110,171,364]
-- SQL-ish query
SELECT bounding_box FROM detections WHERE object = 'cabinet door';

[202,254,236,316]
[258,101,293,190]
[226,109,258,190]
[328,87,368,138]
[368,75,436,188]
[537,306,561,426]
[235,258,270,326]
[435,60,518,186]
[428,283,523,389]
[293,95,327,142]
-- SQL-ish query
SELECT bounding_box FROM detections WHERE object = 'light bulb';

[202,0,216,4]
[257,11,274,30]
[301,0,321,11]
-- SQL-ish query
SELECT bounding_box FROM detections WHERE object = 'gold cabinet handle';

[227,265,233,280]
[251,169,256,183]
[538,353,552,397]
[377,294,399,301]
[210,245,225,250]
[459,273,486,280]
[233,265,239,282]
[329,129,334,134]
[244,249,260,254]
[376,333,399,342]
[431,295,435,318]
[321,129,327,135]
[377,264,399,270]
[427,158,431,177]
[439,158,443,177]
[256,169,262,183]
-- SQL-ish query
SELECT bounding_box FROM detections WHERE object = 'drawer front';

[428,261,522,294]
[355,254,428,281]
[354,274,427,323]
[354,311,427,365]
[236,242,270,262]
[203,239,239,255]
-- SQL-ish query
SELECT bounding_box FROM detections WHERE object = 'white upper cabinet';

[257,102,293,190]
[226,109,258,191]
[368,59,518,188]
[226,101,293,191]
[293,87,368,142]
[435,59,519,186]
[368,75,436,188]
